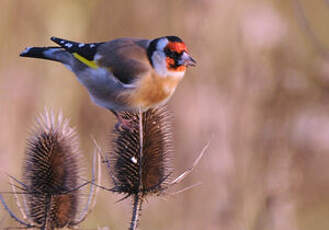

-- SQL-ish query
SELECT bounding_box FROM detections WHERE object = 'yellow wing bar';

[73,53,98,69]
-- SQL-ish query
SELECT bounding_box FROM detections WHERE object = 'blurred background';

[1,0,329,229]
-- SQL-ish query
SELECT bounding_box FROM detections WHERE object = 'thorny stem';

[128,108,144,230]
[41,194,51,230]
[129,194,143,230]
[138,108,144,192]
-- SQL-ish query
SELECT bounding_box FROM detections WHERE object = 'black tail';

[20,46,73,65]
[20,36,103,65]
[20,46,60,59]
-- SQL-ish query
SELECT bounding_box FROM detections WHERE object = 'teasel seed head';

[22,110,84,229]
[108,106,173,197]
[105,106,207,230]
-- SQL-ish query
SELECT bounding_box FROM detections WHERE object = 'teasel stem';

[41,194,51,230]
[129,193,143,230]
[138,107,144,193]
[128,108,144,230]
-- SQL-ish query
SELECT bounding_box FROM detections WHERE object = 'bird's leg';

[110,110,132,130]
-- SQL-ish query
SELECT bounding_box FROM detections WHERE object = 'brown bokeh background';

[1,0,329,229]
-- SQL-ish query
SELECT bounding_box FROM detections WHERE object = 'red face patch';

[167,41,187,53]
[166,57,186,72]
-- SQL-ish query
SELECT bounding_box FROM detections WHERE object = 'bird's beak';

[180,52,197,67]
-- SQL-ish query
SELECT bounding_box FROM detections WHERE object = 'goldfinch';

[20,36,196,125]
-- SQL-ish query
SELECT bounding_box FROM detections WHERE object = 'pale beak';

[180,52,197,67]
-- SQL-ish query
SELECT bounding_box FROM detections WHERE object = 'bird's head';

[147,36,196,77]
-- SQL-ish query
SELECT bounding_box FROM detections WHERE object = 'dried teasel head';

[105,106,207,230]
[108,106,173,197]
[0,110,99,230]
[0,110,97,230]
[22,111,81,229]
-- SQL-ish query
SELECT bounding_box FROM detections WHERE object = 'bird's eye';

[164,47,172,57]
[164,47,182,59]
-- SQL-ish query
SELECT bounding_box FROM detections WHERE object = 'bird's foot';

[115,116,133,131]
[111,110,136,131]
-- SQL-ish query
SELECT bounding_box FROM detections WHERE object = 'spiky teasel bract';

[0,110,98,230]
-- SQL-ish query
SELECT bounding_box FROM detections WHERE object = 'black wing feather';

[50,36,104,61]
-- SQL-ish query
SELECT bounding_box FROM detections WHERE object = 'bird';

[20,36,196,127]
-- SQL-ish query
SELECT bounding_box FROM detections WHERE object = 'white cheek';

[152,51,168,77]
[152,50,187,78]
[151,51,186,78]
